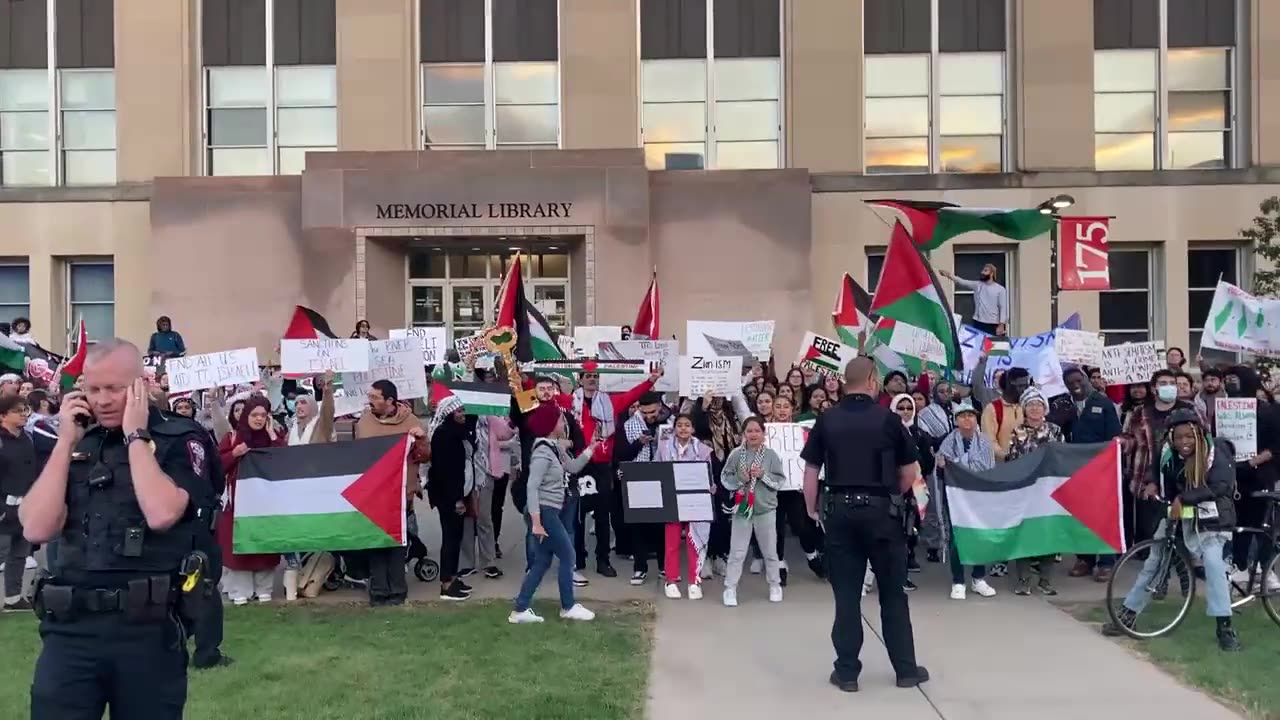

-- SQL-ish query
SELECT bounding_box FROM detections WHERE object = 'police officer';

[20,339,212,719]
[801,357,929,693]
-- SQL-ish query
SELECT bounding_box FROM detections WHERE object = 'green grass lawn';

[0,601,654,720]
[1075,602,1280,720]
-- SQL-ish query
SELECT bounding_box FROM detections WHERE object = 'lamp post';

[1039,194,1076,329]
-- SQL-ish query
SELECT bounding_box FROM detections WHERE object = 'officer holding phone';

[20,339,215,719]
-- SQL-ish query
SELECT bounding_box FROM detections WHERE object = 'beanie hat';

[525,402,563,439]
[1019,386,1047,410]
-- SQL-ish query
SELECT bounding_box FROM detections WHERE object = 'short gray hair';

[84,338,144,374]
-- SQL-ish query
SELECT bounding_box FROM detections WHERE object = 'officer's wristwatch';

[124,428,153,446]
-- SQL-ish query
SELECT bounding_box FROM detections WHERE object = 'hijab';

[892,393,916,428]
[234,396,275,448]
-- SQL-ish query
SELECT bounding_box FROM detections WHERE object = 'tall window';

[68,261,113,340]
[865,249,885,294]
[1093,0,1236,171]
[952,249,1013,330]
[639,0,782,170]
[0,0,115,186]
[863,0,1007,175]
[420,0,560,151]
[1100,247,1158,344]
[0,262,30,326]
[202,0,337,175]
[1188,245,1244,362]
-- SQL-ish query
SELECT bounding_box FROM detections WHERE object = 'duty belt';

[34,575,177,624]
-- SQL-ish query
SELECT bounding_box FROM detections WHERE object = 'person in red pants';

[655,414,713,599]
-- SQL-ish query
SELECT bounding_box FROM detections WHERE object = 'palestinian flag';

[283,305,337,340]
[59,319,88,390]
[632,270,660,339]
[945,440,1124,566]
[832,273,877,347]
[866,200,1054,251]
[496,253,563,363]
[430,378,511,416]
[233,435,409,554]
[982,336,1011,358]
[867,318,939,377]
[869,222,962,370]
[0,334,24,372]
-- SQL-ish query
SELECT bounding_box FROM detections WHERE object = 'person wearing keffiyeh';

[719,416,786,606]
[616,392,670,584]
[936,402,999,601]
[655,414,713,600]
[691,391,752,575]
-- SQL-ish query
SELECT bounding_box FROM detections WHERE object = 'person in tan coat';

[353,379,428,606]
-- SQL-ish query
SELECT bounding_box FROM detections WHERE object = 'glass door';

[450,285,489,343]
[410,285,445,327]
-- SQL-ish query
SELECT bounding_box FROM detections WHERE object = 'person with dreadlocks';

[1103,409,1241,651]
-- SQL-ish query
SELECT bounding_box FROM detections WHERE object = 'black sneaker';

[455,579,474,594]
[896,666,930,688]
[495,547,504,560]
[2,598,32,613]
[1101,607,1137,637]
[440,582,471,601]
[630,570,647,586]
[907,555,922,573]
[780,567,788,587]
[904,579,918,592]
[925,549,941,563]
[458,567,476,578]
[828,671,859,693]
[807,554,827,579]
[484,566,504,579]
[597,562,618,578]
[1216,618,1242,652]
[193,654,235,670]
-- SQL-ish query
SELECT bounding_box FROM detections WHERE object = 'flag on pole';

[944,441,1124,566]
[869,221,963,370]
[233,436,409,554]
[632,270,660,339]
[496,253,564,363]
[429,379,512,416]
[832,273,878,347]
[59,319,88,390]
[865,199,1054,251]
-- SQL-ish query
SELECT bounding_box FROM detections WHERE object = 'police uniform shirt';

[800,394,918,490]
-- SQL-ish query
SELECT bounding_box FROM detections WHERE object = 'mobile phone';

[75,412,93,428]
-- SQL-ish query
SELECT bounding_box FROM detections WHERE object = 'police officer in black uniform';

[20,339,213,719]
[801,357,929,693]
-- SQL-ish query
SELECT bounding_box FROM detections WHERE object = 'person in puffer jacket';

[1103,409,1242,651]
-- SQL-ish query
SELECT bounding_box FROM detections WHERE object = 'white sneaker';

[508,609,544,624]
[768,585,783,603]
[232,597,249,606]
[572,571,589,587]
[749,558,763,575]
[24,556,37,570]
[970,579,997,597]
[560,604,595,621]
[1230,567,1252,585]
[1266,571,1280,593]
[687,584,703,600]
[713,558,728,576]
[950,584,966,600]
[664,583,682,599]
[257,595,272,604]
[722,588,738,607]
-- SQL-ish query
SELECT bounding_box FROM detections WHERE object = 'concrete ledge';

[811,167,1280,192]
[0,182,153,203]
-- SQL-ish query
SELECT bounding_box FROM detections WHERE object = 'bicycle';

[1103,490,1280,639]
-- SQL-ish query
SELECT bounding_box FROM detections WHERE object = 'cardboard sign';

[1054,329,1104,366]
[678,355,742,398]
[390,327,447,365]
[618,461,714,524]
[598,339,679,392]
[795,332,858,378]
[1100,342,1162,386]
[687,320,775,360]
[280,339,370,374]
[572,326,622,357]
[342,338,429,401]
[166,348,260,394]
[1215,397,1257,461]
[765,423,813,492]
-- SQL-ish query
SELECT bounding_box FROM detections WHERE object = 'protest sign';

[1200,281,1280,357]
[1215,398,1257,460]
[572,326,622,357]
[678,355,742,397]
[686,320,775,360]
[1100,342,1162,386]
[331,387,367,417]
[1054,329,1104,366]
[618,461,713,524]
[166,348,260,394]
[281,339,369,374]
[765,423,811,492]
[390,327,447,364]
[795,333,858,378]
[598,339,679,392]
[342,338,429,401]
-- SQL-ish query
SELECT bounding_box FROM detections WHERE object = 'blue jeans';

[515,501,577,612]
[283,553,302,570]
[526,495,577,572]
[948,534,986,585]
[1123,519,1232,617]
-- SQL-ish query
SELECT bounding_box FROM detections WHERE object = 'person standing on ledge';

[940,264,1007,336]
[802,357,929,694]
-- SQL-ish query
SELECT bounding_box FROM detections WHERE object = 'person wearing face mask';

[1194,368,1226,431]
[1005,388,1065,596]
[940,264,1008,336]
[1221,366,1280,590]
[1121,369,1197,546]
[981,367,1029,462]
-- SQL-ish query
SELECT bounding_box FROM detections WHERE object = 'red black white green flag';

[283,305,338,340]
[868,221,963,370]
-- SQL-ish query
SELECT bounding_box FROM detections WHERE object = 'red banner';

[1058,216,1111,291]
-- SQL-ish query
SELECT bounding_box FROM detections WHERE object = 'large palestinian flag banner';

[944,440,1124,566]
[233,435,409,554]
[865,199,1054,251]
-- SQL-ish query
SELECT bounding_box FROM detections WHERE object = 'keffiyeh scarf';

[573,388,616,440]
[625,412,655,462]
[730,444,767,518]
[430,396,464,435]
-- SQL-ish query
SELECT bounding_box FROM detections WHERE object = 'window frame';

[1187,243,1246,362]
[951,246,1016,332]
[862,0,1011,175]
[1098,245,1163,344]
[417,0,563,151]
[0,261,31,326]
[65,259,115,342]
[637,0,786,170]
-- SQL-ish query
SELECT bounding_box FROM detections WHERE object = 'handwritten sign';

[687,320,775,360]
[572,326,622,357]
[599,340,679,392]
[1054,329,1104,366]
[341,338,429,401]
[167,348,260,394]
[1100,342,1162,386]
[280,339,370,374]
[678,355,742,398]
[390,327,447,365]
[795,332,858,378]
[765,423,810,492]
[1215,398,1257,461]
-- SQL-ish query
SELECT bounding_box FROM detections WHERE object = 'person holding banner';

[217,395,287,605]
[655,415,713,600]
[1005,388,1065,597]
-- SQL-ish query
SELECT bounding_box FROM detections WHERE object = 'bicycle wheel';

[1263,549,1280,628]
[1105,538,1197,639]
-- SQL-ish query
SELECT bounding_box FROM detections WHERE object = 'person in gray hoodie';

[721,416,787,606]
[510,402,599,624]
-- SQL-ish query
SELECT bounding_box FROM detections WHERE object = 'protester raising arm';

[970,353,998,408]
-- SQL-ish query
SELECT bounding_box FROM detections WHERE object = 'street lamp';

[1041,194,1076,328]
